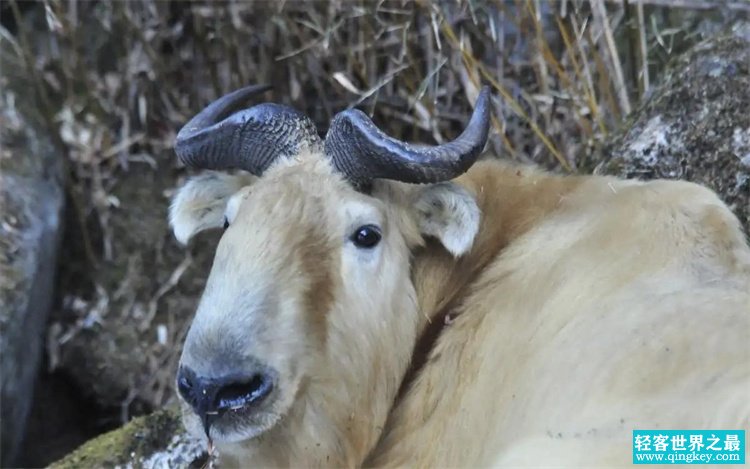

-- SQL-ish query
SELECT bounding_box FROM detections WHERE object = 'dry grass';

[4,1,745,172]
[1,0,746,428]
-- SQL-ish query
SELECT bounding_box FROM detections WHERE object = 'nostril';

[176,367,195,402]
[215,373,273,411]
[178,376,191,394]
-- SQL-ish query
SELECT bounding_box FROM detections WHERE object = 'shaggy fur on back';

[368,160,750,466]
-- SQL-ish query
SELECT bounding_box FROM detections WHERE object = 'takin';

[168,84,750,467]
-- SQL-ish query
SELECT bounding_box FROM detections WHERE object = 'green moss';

[50,405,184,469]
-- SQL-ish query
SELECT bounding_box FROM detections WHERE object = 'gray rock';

[0,95,65,466]
[585,22,750,231]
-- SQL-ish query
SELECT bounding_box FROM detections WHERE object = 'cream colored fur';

[369,167,750,467]
[171,152,467,467]
[170,153,750,468]
[170,171,256,244]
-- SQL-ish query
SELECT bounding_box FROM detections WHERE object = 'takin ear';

[413,182,480,256]
[169,172,255,245]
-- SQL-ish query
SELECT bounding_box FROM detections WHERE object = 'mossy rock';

[50,404,205,469]
[583,22,750,232]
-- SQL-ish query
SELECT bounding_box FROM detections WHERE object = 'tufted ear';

[169,172,255,245]
[413,182,480,256]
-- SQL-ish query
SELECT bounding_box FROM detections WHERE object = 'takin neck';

[390,160,585,429]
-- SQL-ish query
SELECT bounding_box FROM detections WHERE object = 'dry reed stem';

[592,0,632,115]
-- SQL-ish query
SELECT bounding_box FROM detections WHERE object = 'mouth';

[176,365,283,443]
[198,375,275,437]
[181,400,283,444]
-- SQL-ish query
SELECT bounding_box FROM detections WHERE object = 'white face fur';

[169,153,480,448]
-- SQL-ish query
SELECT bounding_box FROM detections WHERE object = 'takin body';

[368,159,750,467]
[169,86,750,467]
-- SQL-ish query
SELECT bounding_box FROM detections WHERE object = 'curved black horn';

[324,86,491,187]
[175,84,322,175]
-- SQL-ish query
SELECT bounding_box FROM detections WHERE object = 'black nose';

[176,366,275,434]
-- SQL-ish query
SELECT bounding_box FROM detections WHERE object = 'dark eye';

[223,217,230,230]
[351,225,381,248]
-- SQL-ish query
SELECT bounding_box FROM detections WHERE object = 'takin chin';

[168,84,750,467]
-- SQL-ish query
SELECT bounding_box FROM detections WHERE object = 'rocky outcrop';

[0,95,65,466]
[585,22,750,231]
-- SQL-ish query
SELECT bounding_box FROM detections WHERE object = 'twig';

[140,254,193,332]
[636,0,650,95]
[591,0,632,116]
[557,15,607,137]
